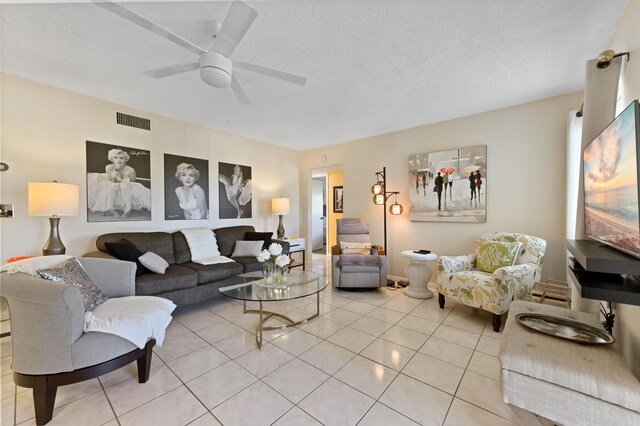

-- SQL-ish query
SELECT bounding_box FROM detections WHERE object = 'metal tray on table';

[515,313,614,345]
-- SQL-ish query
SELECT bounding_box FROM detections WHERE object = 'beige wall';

[607,0,640,378]
[0,75,301,261]
[327,170,344,249]
[301,91,582,283]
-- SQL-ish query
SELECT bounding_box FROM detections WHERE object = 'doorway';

[309,166,343,273]
[311,175,327,253]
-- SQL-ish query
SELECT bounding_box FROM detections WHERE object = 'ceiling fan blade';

[211,1,258,58]
[230,76,251,105]
[143,61,200,79]
[92,0,205,56]
[234,60,307,86]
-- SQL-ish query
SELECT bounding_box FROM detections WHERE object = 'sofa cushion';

[339,265,382,273]
[103,239,148,276]
[180,262,244,285]
[244,231,273,250]
[214,226,255,257]
[172,231,193,264]
[97,232,176,265]
[232,256,263,273]
[135,264,197,296]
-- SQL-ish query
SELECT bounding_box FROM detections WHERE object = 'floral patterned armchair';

[436,232,546,332]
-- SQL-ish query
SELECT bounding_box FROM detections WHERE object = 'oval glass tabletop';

[218,270,328,302]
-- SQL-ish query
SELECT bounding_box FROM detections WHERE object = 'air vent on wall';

[116,112,151,131]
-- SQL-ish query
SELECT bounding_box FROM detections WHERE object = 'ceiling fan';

[92,0,307,104]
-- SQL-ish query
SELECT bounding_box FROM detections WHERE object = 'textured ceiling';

[0,0,628,150]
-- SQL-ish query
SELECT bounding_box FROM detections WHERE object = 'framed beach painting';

[218,162,252,219]
[408,145,486,222]
[333,186,344,213]
[86,141,151,222]
[164,154,209,220]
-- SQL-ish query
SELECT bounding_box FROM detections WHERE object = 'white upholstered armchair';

[436,232,546,332]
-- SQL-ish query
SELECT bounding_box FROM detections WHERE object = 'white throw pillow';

[231,240,264,257]
[138,252,169,274]
[340,242,371,255]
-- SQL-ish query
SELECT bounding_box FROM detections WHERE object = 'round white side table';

[400,250,438,299]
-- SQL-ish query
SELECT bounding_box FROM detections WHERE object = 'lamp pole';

[382,167,387,254]
[373,167,400,255]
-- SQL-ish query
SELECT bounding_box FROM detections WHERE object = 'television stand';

[565,239,640,332]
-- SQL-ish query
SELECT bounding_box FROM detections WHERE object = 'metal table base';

[242,290,321,349]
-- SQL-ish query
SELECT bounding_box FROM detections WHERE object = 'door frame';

[308,164,343,257]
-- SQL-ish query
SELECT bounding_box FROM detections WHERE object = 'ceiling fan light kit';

[94,0,307,104]
[200,51,232,88]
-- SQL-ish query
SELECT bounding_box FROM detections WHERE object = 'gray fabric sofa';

[85,225,288,307]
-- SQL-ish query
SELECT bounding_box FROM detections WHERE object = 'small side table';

[400,250,438,299]
[285,237,306,271]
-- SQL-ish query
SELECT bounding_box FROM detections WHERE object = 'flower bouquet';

[257,243,290,286]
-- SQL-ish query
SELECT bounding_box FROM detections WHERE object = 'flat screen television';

[583,99,640,258]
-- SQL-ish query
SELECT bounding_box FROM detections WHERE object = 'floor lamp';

[371,167,403,255]
[28,181,80,255]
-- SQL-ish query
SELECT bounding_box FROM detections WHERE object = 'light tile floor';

[0,253,522,425]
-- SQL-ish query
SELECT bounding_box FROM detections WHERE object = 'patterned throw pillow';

[476,241,522,273]
[37,258,108,311]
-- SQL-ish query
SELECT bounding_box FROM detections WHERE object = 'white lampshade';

[272,197,290,215]
[28,182,80,216]
[389,202,403,215]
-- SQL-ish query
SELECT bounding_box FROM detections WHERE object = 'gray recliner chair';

[0,257,156,425]
[331,218,388,289]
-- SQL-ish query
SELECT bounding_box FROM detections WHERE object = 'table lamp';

[28,181,80,255]
[272,197,290,239]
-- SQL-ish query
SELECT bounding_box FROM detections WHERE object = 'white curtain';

[570,56,623,314]
[566,112,582,240]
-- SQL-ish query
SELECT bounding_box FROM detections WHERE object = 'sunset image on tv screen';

[583,102,640,257]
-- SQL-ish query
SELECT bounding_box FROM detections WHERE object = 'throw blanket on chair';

[338,255,382,267]
[84,296,176,348]
[180,227,234,265]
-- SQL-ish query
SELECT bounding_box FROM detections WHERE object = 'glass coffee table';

[218,270,328,349]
